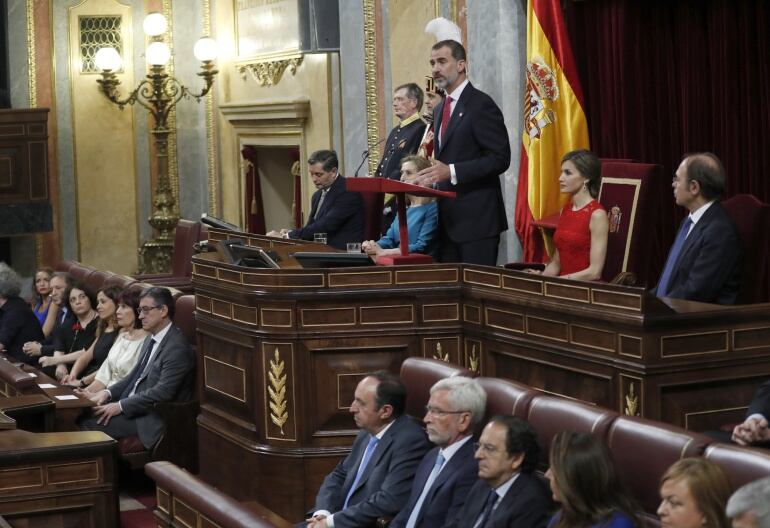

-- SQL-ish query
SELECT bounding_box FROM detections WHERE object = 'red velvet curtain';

[565,0,770,282]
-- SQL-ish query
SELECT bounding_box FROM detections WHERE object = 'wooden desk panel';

[0,429,118,528]
[193,234,770,521]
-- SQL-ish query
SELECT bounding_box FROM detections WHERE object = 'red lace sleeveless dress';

[553,200,605,276]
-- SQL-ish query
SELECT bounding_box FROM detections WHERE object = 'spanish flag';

[515,0,590,262]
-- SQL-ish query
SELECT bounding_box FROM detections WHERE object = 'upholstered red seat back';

[721,194,770,303]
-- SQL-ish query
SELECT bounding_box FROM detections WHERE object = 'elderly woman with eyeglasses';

[0,263,45,364]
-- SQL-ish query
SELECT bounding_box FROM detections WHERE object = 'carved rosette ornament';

[238,55,303,87]
[268,348,289,434]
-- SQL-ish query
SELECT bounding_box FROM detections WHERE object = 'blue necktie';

[474,489,498,528]
[343,435,379,509]
[656,217,693,297]
[405,452,445,528]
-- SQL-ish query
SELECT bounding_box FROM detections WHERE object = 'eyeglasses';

[474,442,501,454]
[137,305,161,315]
[424,405,468,417]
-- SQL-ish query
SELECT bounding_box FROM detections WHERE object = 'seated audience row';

[305,372,758,528]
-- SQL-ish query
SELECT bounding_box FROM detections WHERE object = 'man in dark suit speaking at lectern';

[304,372,429,528]
[268,150,364,251]
[413,39,511,266]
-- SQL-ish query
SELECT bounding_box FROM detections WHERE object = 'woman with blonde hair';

[658,458,731,528]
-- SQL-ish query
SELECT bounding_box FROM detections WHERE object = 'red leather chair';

[400,357,475,421]
[607,416,712,515]
[476,377,538,421]
[704,442,770,490]
[133,219,202,294]
[721,194,770,303]
[84,270,110,295]
[526,394,619,466]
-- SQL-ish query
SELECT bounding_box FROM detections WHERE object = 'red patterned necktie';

[440,95,453,143]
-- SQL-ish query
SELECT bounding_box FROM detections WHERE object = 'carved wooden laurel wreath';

[268,348,289,434]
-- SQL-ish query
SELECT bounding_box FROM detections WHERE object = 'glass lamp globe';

[146,41,171,66]
[143,12,168,37]
[193,37,218,62]
[94,47,123,71]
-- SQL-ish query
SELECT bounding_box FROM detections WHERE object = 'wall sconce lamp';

[95,12,218,274]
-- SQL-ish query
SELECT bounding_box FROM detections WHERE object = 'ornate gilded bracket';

[268,348,289,434]
[238,54,303,87]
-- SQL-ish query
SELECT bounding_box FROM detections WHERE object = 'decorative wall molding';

[237,55,304,87]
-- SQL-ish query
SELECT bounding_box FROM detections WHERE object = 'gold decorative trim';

[26,0,37,107]
[268,348,288,435]
[684,406,749,430]
[463,304,481,324]
[203,356,246,402]
[590,289,643,311]
[544,282,590,303]
[360,304,414,325]
[260,308,293,328]
[569,323,616,353]
[501,275,544,295]
[463,268,502,288]
[599,177,642,273]
[422,303,460,322]
[232,303,259,326]
[328,270,392,287]
[485,307,525,334]
[156,487,170,514]
[363,0,380,175]
[203,0,218,216]
[0,466,43,490]
[237,54,304,86]
[525,315,569,342]
[466,341,480,373]
[301,307,357,327]
[195,294,211,312]
[216,268,243,284]
[619,374,644,416]
[162,0,180,212]
[659,331,729,358]
[732,326,770,351]
[618,333,643,358]
[172,497,196,528]
[422,336,459,361]
[395,268,459,284]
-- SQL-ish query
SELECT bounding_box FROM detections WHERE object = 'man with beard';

[413,39,510,266]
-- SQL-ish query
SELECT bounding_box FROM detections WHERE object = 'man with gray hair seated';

[727,476,770,528]
[390,376,486,528]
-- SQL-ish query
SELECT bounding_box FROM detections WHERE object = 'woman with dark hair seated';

[539,149,609,281]
[546,431,640,528]
[61,285,122,388]
[38,282,98,380]
[30,266,59,338]
[658,458,731,528]
[76,287,147,401]
[0,263,45,364]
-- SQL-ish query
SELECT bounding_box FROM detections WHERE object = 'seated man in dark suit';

[80,287,195,450]
[268,150,364,251]
[445,416,550,528]
[653,152,742,304]
[306,371,430,528]
[390,376,486,528]
[732,380,770,446]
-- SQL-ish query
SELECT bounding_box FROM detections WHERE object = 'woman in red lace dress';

[542,150,609,280]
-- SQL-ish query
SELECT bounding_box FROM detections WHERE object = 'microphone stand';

[353,136,388,177]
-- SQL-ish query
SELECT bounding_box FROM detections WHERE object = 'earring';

[582,182,588,192]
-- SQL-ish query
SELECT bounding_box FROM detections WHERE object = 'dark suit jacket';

[289,174,364,250]
[375,117,426,180]
[0,296,45,364]
[434,82,511,244]
[390,439,478,528]
[655,202,742,305]
[444,472,551,528]
[747,379,770,419]
[107,323,195,449]
[311,415,430,528]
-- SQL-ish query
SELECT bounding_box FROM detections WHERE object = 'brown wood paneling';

[545,282,590,303]
[502,274,543,294]
[526,316,569,342]
[571,324,616,353]
[422,336,460,364]
[359,305,413,325]
[47,461,100,485]
[301,307,356,327]
[485,307,524,334]
[421,303,459,323]
[660,331,729,357]
[328,270,391,287]
[734,326,770,351]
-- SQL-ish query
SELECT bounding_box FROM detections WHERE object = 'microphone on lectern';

[353,136,388,177]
